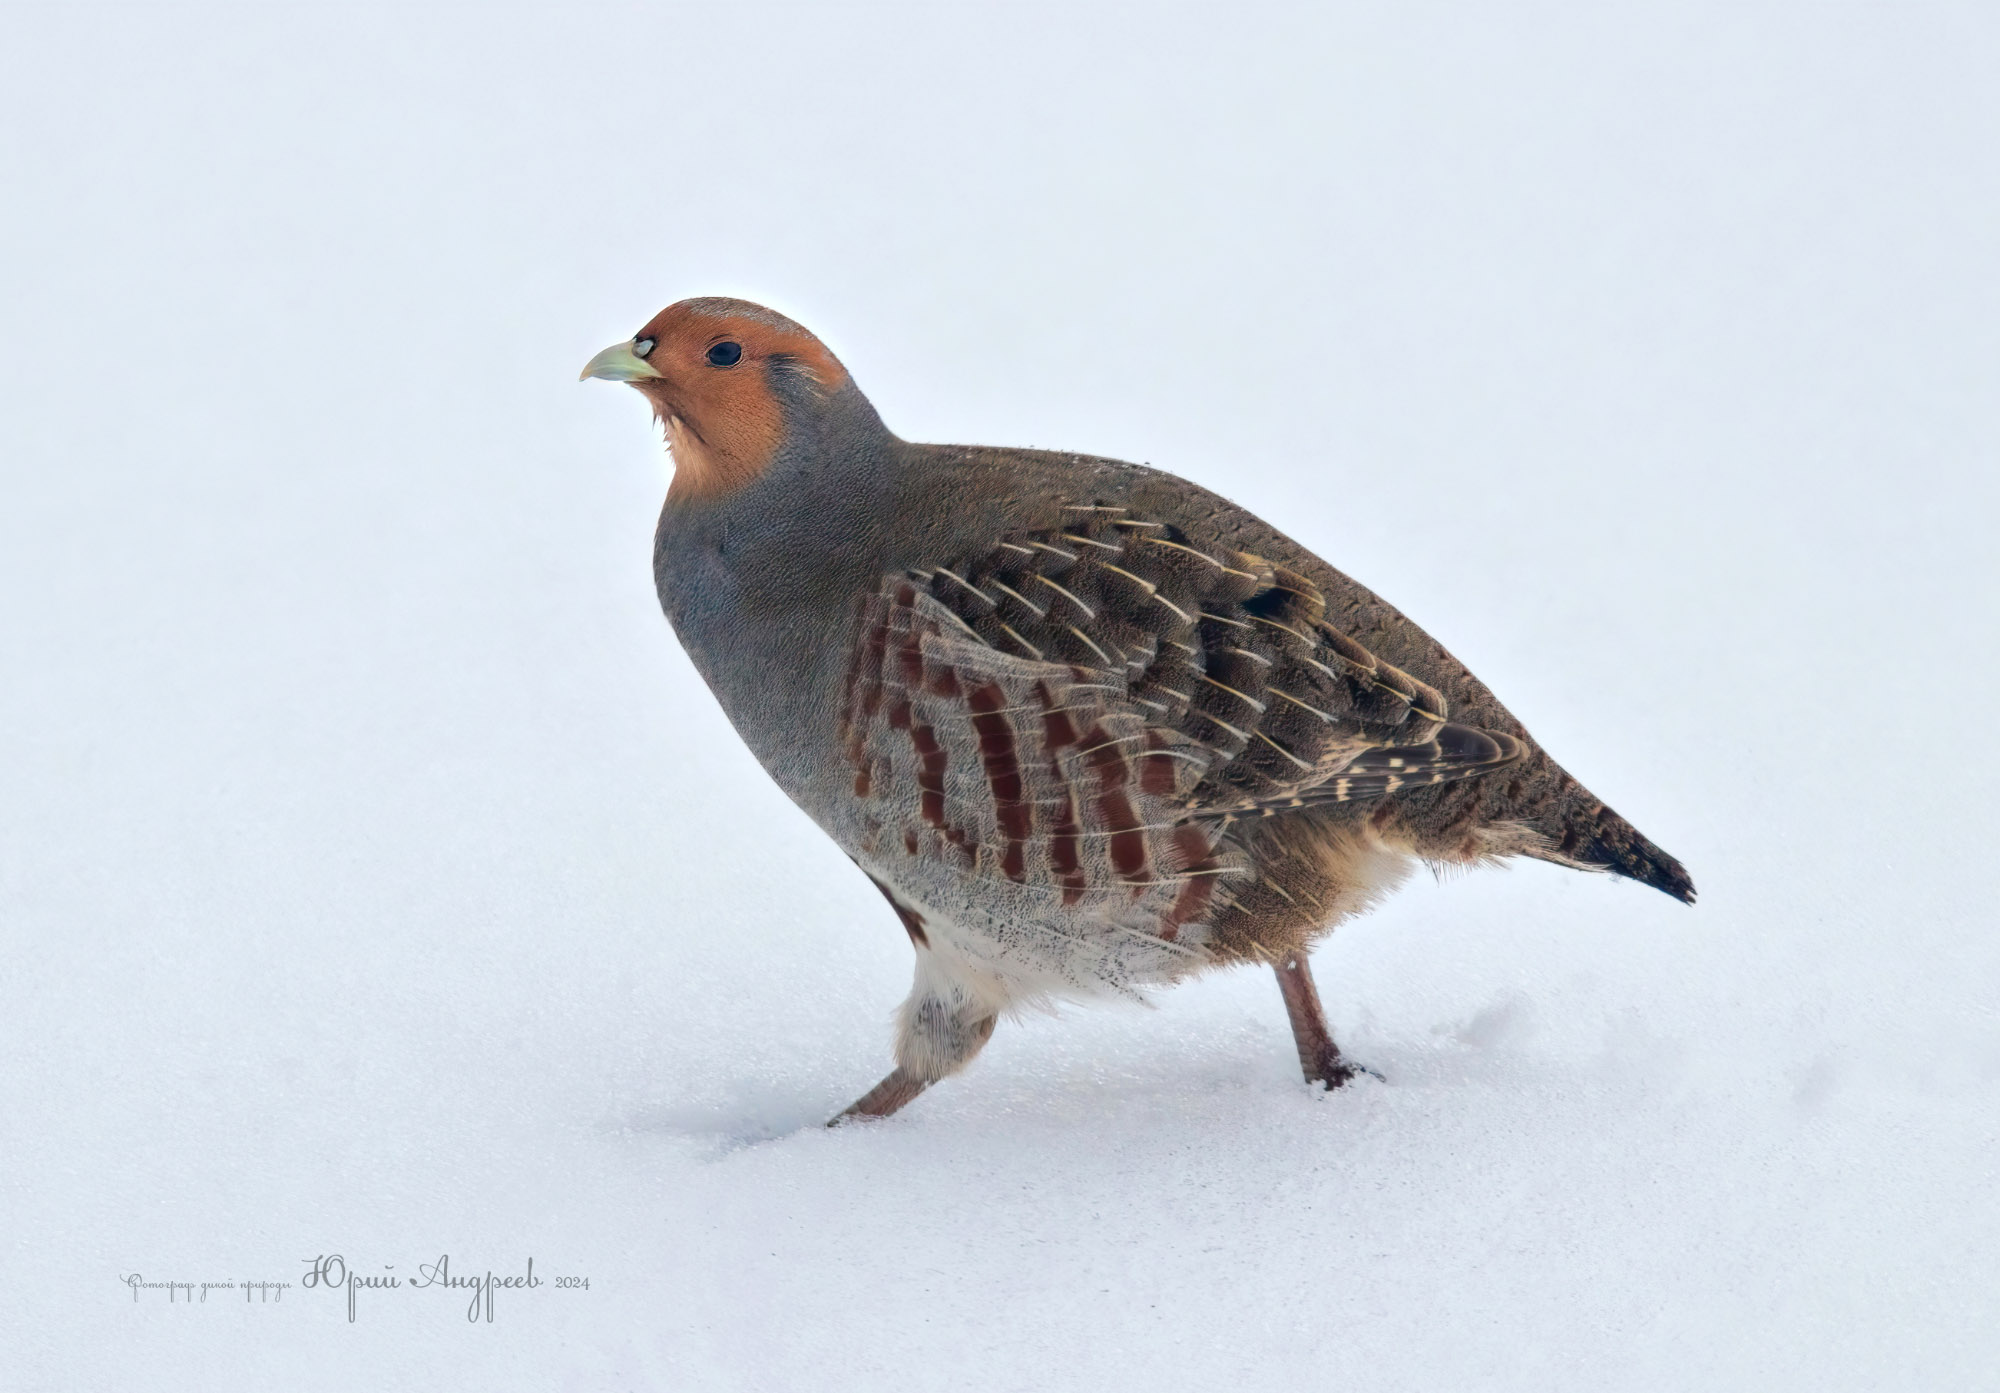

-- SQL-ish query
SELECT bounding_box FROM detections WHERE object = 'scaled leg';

[1273,954,1360,1088]
[833,1068,930,1123]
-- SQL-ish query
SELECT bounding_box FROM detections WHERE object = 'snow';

[4,5,1997,1389]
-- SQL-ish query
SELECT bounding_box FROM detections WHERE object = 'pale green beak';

[578,340,664,383]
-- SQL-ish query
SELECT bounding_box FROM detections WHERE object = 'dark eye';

[706,341,743,367]
[633,336,656,358]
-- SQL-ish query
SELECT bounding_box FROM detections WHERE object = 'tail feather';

[1533,800,1696,905]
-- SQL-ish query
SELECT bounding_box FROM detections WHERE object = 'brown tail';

[1535,799,1696,905]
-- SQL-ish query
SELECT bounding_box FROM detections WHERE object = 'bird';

[581,297,1694,1123]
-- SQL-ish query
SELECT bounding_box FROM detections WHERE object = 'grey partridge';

[581,298,1694,1123]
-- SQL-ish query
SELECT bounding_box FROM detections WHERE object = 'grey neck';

[651,379,904,808]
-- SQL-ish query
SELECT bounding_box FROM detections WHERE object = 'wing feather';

[838,504,1525,908]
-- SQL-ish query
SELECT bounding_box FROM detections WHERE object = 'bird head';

[580,297,852,502]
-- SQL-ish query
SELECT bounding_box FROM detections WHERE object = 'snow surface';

[4,6,1997,1389]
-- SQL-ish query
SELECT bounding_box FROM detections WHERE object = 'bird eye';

[633,336,657,358]
[707,341,743,367]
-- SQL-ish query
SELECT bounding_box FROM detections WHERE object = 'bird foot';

[1305,1053,1385,1090]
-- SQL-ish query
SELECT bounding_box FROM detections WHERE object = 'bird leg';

[830,1068,930,1125]
[1273,954,1360,1088]
[828,892,1003,1125]
[828,997,999,1125]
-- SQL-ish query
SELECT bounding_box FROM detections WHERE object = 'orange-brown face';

[579,297,848,503]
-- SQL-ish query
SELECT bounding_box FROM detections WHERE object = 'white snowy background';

[4,5,1996,1389]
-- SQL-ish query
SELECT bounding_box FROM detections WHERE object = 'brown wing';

[901,504,1523,813]
[836,503,1524,914]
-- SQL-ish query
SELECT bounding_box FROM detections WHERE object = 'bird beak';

[578,341,664,383]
